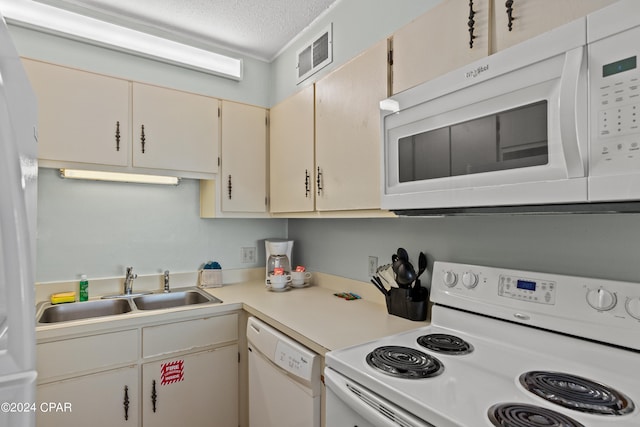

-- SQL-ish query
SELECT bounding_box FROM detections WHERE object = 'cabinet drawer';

[142,313,237,358]
[37,329,138,381]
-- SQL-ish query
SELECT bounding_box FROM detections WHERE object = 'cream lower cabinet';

[269,85,315,213]
[36,312,239,427]
[37,365,138,427]
[141,345,238,427]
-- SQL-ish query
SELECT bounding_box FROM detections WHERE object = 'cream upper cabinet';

[23,58,131,166]
[23,59,219,178]
[392,0,490,94]
[269,85,315,214]
[132,82,219,175]
[220,100,267,213]
[493,0,618,52]
[315,38,388,211]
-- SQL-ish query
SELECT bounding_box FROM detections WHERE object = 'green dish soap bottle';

[79,275,89,302]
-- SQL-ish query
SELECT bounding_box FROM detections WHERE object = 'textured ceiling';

[33,0,338,61]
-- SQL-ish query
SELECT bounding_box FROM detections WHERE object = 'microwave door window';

[451,101,549,176]
[398,127,450,183]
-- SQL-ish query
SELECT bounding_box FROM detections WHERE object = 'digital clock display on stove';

[516,279,536,291]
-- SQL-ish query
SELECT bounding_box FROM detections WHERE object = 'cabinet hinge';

[218,107,221,118]
[218,157,221,167]
[387,49,393,66]
[238,352,241,363]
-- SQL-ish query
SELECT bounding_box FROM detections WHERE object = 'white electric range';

[325,261,640,427]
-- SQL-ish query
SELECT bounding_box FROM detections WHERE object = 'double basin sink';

[37,287,222,325]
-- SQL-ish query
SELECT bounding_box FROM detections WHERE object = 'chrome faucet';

[163,270,170,293]
[123,267,137,295]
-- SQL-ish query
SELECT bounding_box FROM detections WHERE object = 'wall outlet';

[368,256,378,276]
[241,247,257,264]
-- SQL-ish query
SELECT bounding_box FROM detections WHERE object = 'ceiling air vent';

[296,24,333,83]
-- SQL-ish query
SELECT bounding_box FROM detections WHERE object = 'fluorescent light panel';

[60,169,180,185]
[2,1,242,80]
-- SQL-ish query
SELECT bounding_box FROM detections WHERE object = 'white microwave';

[381,0,640,213]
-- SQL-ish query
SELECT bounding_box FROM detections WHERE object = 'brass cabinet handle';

[140,125,146,153]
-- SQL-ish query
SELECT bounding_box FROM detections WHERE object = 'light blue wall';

[288,215,640,285]
[36,168,286,282]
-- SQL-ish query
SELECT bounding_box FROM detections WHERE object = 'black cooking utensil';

[395,259,416,288]
[417,252,427,279]
[370,277,388,296]
[397,248,409,262]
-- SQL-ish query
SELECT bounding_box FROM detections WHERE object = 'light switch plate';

[241,247,257,264]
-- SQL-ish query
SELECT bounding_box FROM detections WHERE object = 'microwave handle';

[558,46,587,178]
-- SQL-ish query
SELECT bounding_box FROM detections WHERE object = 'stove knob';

[443,271,458,288]
[462,272,478,289]
[586,288,617,311]
[625,297,640,320]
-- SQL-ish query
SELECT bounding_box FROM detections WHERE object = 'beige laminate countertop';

[35,270,427,356]
[203,275,427,356]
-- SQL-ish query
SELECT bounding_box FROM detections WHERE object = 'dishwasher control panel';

[275,340,312,380]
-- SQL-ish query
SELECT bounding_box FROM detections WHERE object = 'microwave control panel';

[589,24,640,176]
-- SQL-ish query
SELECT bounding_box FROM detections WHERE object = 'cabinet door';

[269,85,315,213]
[142,345,238,427]
[132,82,219,175]
[392,0,490,94]
[221,101,267,212]
[493,0,616,52]
[23,59,130,166]
[315,39,388,211]
[37,366,139,427]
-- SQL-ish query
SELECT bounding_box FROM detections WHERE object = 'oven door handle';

[558,45,588,178]
[324,368,435,427]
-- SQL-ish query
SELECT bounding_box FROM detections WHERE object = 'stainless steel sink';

[37,298,134,324]
[133,289,221,310]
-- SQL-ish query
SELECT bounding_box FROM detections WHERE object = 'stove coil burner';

[366,346,443,379]
[520,371,634,416]
[488,403,585,427]
[417,333,473,355]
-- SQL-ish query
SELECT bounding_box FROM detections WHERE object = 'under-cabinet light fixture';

[1,1,243,80]
[60,169,180,185]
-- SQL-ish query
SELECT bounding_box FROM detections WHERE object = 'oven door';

[381,23,588,211]
[324,368,436,427]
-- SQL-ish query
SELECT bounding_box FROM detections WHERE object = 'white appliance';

[381,0,640,213]
[0,9,38,427]
[246,317,321,427]
[325,260,640,427]
[265,239,293,284]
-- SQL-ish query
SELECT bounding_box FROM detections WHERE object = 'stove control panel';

[432,261,640,351]
[498,274,557,305]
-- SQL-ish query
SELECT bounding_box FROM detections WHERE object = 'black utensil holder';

[385,288,428,321]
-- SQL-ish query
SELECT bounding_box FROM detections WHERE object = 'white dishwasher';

[247,317,322,427]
